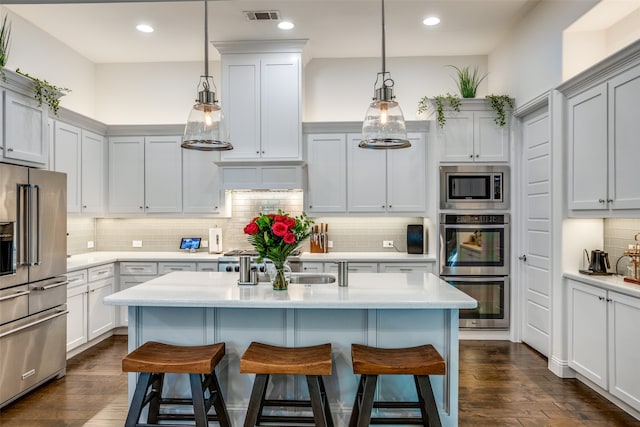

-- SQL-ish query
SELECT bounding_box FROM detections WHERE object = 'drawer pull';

[0,309,68,339]
[21,369,36,380]
[33,280,68,291]
[0,290,30,301]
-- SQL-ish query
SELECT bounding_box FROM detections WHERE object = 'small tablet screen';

[180,237,201,250]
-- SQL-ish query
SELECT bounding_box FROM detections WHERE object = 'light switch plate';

[87,240,94,249]
[132,240,143,248]
[201,240,209,248]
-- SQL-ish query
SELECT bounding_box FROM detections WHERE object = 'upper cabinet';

[438,99,509,163]
[2,86,48,167]
[564,46,640,215]
[216,41,305,162]
[182,149,224,214]
[52,120,106,215]
[305,133,347,213]
[109,135,182,214]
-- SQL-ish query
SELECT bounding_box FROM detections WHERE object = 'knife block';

[310,233,328,253]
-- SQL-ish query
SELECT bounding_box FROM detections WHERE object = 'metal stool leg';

[244,373,269,427]
[125,372,153,427]
[307,375,332,427]
[146,373,164,424]
[415,375,442,427]
[356,374,378,427]
[189,373,208,427]
[207,371,232,427]
[318,376,334,427]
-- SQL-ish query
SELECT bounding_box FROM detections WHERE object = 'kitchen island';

[104,271,476,426]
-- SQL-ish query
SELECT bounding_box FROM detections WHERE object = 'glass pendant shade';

[360,98,410,149]
[182,86,232,151]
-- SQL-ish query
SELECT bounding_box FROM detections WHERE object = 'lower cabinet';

[118,262,158,326]
[324,262,378,273]
[567,278,640,411]
[378,263,433,273]
[301,261,434,274]
[66,264,115,354]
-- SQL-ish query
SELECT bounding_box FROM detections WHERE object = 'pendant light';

[360,0,410,149]
[182,0,233,151]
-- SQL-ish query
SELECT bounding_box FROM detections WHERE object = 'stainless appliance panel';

[442,276,509,329]
[26,169,67,283]
[440,165,509,210]
[28,276,67,315]
[439,213,509,276]
[0,285,29,324]
[0,306,67,408]
[0,164,28,289]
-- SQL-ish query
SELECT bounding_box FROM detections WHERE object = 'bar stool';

[348,344,446,427]
[122,341,231,427]
[240,341,334,427]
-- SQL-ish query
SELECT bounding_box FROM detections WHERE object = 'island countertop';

[104,271,477,310]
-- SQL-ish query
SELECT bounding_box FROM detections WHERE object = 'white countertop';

[66,251,436,272]
[564,271,640,299]
[104,271,477,310]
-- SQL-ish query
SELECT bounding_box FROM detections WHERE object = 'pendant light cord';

[204,0,209,80]
[381,0,386,76]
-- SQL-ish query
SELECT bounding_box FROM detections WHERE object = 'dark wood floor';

[1,336,639,426]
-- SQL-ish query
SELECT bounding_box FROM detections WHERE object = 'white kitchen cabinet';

[301,262,323,273]
[80,129,105,214]
[220,51,302,161]
[109,136,182,213]
[52,122,105,214]
[66,270,88,352]
[439,101,509,163]
[182,148,224,214]
[197,262,218,272]
[158,262,196,275]
[324,262,378,273]
[305,134,347,213]
[52,121,82,212]
[347,133,426,213]
[567,278,640,411]
[88,277,115,340]
[567,64,640,213]
[378,263,433,273]
[2,89,49,166]
[117,262,158,326]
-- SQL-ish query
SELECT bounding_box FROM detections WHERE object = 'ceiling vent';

[244,10,281,21]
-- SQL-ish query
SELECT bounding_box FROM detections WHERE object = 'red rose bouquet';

[244,210,313,289]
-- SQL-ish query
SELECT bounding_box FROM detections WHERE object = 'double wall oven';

[439,165,510,329]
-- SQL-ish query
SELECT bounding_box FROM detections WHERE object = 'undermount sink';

[288,273,336,284]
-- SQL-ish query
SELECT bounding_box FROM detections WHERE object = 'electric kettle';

[589,249,611,273]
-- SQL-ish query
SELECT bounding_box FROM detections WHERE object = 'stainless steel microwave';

[440,165,509,210]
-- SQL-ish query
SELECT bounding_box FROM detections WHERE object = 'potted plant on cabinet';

[0,14,11,82]
[418,65,513,128]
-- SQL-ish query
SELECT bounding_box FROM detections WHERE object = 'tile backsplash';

[67,191,428,255]
[604,218,640,264]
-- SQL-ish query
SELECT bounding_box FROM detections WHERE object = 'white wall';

[1,7,96,117]
[488,0,598,106]
[304,56,487,122]
[94,61,221,125]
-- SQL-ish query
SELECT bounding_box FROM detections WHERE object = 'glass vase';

[268,262,291,291]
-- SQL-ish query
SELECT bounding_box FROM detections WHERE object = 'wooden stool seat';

[123,341,225,374]
[240,341,332,375]
[349,344,446,427]
[122,341,230,427]
[351,343,446,376]
[240,342,334,427]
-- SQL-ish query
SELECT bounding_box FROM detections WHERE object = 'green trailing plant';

[15,68,70,115]
[0,14,11,82]
[418,93,460,128]
[449,65,487,98]
[485,94,514,127]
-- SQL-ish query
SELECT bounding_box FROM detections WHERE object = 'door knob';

[518,254,527,262]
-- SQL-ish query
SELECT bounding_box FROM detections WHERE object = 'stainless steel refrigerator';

[0,163,68,409]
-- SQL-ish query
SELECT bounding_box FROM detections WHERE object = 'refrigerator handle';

[16,183,29,266]
[34,184,41,266]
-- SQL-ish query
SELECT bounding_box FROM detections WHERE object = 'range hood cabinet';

[217,162,306,190]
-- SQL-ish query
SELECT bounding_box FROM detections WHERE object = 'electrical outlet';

[328,240,333,248]
[87,240,94,249]
[201,240,209,248]
[383,240,394,248]
[132,240,143,248]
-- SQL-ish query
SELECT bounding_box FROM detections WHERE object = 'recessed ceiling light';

[136,24,154,33]
[423,16,440,26]
[278,21,295,30]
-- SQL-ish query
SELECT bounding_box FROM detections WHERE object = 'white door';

[347,134,386,212]
[387,133,426,213]
[109,136,145,213]
[52,121,82,213]
[609,291,640,411]
[474,111,509,162]
[144,136,182,213]
[520,105,551,356]
[182,148,222,214]
[306,133,347,213]
[81,130,105,214]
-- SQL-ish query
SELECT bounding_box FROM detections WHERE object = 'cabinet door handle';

[598,199,605,204]
[598,296,605,301]
[518,254,527,262]
[607,199,613,203]
[469,154,473,158]
[475,154,479,158]
[7,147,14,152]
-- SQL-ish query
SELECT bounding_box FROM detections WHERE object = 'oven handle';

[0,289,30,302]
[442,224,506,230]
[0,309,68,339]
[441,276,508,283]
